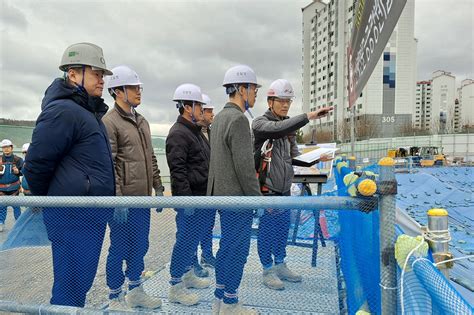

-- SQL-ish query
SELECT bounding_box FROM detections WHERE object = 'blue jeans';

[214,210,253,304]
[106,208,151,296]
[0,189,21,223]
[170,208,216,284]
[43,207,113,307]
[257,191,291,268]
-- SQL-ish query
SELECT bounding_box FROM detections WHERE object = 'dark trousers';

[200,209,216,259]
[106,208,151,294]
[43,207,113,307]
[0,189,21,223]
[170,208,216,284]
[192,209,216,265]
[214,210,253,304]
[257,191,291,268]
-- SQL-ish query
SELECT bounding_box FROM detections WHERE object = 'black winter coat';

[166,115,210,196]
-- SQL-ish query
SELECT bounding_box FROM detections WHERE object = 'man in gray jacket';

[103,65,164,310]
[207,65,261,315]
[252,79,333,290]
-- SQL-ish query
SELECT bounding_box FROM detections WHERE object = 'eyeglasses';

[273,98,293,105]
[126,85,143,92]
[243,84,258,93]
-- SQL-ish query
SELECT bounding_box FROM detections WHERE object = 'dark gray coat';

[252,110,309,194]
[207,103,261,197]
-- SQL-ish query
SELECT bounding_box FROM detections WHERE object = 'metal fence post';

[378,157,398,314]
[426,208,453,278]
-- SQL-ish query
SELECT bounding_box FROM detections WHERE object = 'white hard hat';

[107,65,143,89]
[267,79,295,99]
[202,94,214,109]
[22,143,30,152]
[222,64,261,88]
[1,139,13,147]
[173,83,204,104]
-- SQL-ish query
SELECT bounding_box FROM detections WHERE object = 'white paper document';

[293,143,339,178]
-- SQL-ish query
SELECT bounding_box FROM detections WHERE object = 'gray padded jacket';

[252,110,309,194]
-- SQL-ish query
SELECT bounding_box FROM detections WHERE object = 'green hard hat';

[59,42,113,75]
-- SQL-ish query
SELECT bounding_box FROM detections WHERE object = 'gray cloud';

[1,0,473,134]
[414,0,473,82]
[0,1,28,32]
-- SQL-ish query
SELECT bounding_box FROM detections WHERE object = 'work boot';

[125,286,161,309]
[201,255,216,268]
[274,263,302,282]
[262,267,285,290]
[108,293,129,311]
[219,302,259,315]
[212,298,222,315]
[194,262,210,277]
[168,282,199,306]
[183,269,211,289]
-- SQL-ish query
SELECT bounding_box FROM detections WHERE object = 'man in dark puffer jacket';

[23,42,115,308]
[166,83,212,306]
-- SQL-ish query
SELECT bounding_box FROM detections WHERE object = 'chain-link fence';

[0,194,367,314]
[1,161,472,314]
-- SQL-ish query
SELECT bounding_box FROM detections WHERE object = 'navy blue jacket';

[23,78,115,197]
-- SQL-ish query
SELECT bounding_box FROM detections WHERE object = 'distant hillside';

[0,118,36,127]
[0,125,34,149]
[0,124,166,152]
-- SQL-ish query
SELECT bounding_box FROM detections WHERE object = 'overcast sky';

[1,0,473,135]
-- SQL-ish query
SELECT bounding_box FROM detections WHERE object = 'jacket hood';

[41,78,108,117]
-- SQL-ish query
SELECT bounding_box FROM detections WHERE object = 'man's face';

[185,103,203,122]
[241,84,258,108]
[69,66,105,97]
[269,97,293,118]
[120,85,142,107]
[2,146,13,156]
[202,108,214,126]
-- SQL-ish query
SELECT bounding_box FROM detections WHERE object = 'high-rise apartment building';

[302,0,417,140]
[458,79,474,130]
[414,80,432,130]
[431,70,456,133]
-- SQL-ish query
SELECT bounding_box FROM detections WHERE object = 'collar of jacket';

[224,102,244,113]
[41,78,109,119]
[264,109,289,122]
[113,103,143,124]
[177,115,202,134]
[1,154,14,162]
